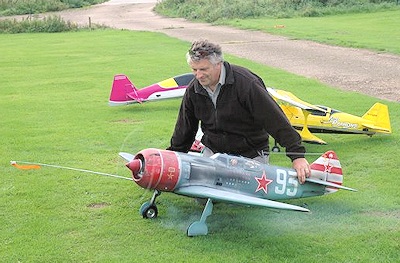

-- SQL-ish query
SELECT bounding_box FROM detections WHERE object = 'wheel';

[272,146,280,152]
[143,205,158,219]
[140,202,158,219]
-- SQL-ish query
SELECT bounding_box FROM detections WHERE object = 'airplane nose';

[126,159,142,179]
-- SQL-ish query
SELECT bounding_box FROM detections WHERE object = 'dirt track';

[33,0,400,102]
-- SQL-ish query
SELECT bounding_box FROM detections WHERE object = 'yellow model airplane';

[267,88,392,146]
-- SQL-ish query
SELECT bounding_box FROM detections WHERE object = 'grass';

[221,9,400,55]
[1,30,399,262]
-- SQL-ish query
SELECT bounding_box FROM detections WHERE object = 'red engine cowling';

[126,148,181,191]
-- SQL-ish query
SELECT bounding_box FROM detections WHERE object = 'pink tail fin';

[310,151,343,194]
[109,74,138,106]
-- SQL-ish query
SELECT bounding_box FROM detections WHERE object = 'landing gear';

[139,191,214,236]
[187,198,214,237]
[140,190,161,219]
[272,140,281,152]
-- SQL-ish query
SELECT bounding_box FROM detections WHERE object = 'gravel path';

[19,0,400,102]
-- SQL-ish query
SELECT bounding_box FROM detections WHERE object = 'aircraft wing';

[175,185,309,212]
[267,87,327,113]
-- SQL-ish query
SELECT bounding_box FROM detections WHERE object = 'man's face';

[189,59,221,88]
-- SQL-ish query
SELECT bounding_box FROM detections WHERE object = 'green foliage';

[0,15,79,33]
[155,0,399,22]
[0,15,109,33]
[0,0,67,16]
[1,30,399,262]
[0,0,107,16]
[60,0,105,8]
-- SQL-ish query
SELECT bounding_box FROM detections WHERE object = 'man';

[167,39,310,183]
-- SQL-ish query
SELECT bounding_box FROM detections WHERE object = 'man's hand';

[292,157,310,184]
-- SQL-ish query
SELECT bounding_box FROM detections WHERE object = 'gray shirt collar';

[203,64,226,107]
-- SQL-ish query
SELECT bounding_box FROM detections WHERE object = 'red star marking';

[324,162,333,173]
[167,167,176,180]
[167,172,174,180]
[255,171,273,194]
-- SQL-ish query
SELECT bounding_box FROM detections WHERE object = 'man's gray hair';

[186,39,224,65]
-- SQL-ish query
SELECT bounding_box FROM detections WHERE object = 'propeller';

[126,159,142,179]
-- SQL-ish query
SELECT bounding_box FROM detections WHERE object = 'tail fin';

[361,103,392,133]
[109,74,140,106]
[309,151,343,194]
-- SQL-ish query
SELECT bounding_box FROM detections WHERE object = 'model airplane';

[267,88,392,146]
[120,148,356,236]
[108,74,391,147]
[108,73,194,106]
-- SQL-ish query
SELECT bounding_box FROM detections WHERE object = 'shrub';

[0,0,107,16]
[0,15,107,33]
[154,0,399,22]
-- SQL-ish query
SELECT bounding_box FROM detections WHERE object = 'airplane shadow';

[154,195,360,240]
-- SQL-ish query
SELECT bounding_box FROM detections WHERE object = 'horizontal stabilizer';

[361,123,391,133]
[306,178,357,192]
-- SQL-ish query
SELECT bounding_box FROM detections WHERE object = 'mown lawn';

[1,30,399,262]
[222,9,400,55]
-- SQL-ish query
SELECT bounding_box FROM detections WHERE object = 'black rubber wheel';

[140,203,158,219]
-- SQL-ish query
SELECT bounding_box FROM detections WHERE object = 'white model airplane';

[120,148,356,236]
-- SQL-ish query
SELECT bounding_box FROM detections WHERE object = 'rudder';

[109,74,137,106]
[362,103,391,133]
[309,151,343,194]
